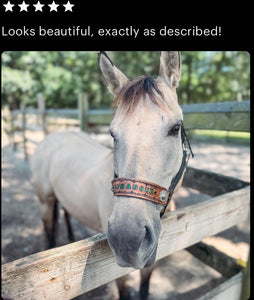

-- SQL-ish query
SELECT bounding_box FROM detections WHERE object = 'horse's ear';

[98,51,128,96]
[159,51,181,88]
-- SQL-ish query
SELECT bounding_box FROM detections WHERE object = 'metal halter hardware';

[111,122,194,217]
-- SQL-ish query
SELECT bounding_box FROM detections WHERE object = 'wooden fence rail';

[2,100,250,161]
[2,173,250,299]
[48,99,251,131]
[4,99,250,131]
[2,100,249,160]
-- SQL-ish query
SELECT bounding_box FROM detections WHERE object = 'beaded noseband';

[111,122,194,217]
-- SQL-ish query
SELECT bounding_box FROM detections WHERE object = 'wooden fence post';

[3,106,15,150]
[20,101,28,161]
[37,93,47,136]
[240,253,250,300]
[7,94,17,151]
[78,93,89,131]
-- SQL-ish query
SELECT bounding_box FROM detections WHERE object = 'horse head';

[99,51,190,269]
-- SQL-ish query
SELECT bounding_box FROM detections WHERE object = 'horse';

[31,51,193,299]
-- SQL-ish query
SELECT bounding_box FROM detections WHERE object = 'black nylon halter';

[113,121,194,217]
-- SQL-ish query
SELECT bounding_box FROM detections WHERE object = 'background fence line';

[4,99,251,131]
[2,99,250,161]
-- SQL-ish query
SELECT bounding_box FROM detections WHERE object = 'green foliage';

[2,66,35,94]
[179,51,250,104]
[1,51,250,109]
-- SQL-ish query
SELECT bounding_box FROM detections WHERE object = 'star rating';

[3,1,14,12]
[2,1,75,12]
[48,1,59,12]
[33,1,44,12]
[19,1,29,12]
[63,1,74,12]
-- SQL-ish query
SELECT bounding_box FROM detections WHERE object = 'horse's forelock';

[114,76,165,113]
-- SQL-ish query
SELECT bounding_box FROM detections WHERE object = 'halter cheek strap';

[111,122,194,217]
[159,147,189,216]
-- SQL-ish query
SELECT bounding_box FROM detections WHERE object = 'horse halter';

[111,121,194,217]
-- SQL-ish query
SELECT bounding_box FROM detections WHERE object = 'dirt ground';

[1,127,250,300]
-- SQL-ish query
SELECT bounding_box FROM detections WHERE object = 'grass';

[189,130,250,146]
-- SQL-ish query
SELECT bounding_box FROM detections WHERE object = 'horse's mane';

[114,76,165,113]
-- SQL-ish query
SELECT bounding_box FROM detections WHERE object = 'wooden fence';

[2,172,250,299]
[2,99,250,160]
[44,99,252,132]
[6,100,251,131]
[2,99,250,299]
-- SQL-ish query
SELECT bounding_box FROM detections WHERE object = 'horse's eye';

[109,130,114,138]
[109,129,116,140]
[169,124,181,136]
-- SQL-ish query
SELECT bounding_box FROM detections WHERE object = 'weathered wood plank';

[87,110,114,125]
[181,100,250,114]
[183,111,250,132]
[240,253,250,300]
[14,110,251,132]
[186,242,243,278]
[182,101,250,132]
[37,93,47,135]
[183,167,250,196]
[1,186,249,300]
[156,186,249,261]
[46,117,79,126]
[78,93,89,131]
[197,272,243,300]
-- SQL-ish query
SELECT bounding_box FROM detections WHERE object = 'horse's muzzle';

[107,197,161,269]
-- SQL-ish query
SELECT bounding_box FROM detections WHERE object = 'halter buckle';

[159,190,168,202]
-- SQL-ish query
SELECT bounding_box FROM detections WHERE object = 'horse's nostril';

[140,225,155,252]
[141,225,157,262]
[144,226,153,244]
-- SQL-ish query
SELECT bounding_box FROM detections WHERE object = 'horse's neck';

[87,149,115,231]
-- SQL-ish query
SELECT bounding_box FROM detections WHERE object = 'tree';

[1,51,250,109]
